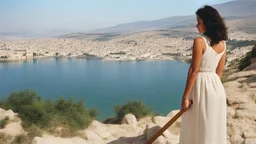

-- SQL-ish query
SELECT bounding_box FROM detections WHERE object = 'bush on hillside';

[0,117,9,129]
[251,45,256,58]
[0,99,4,107]
[12,134,30,144]
[114,100,152,121]
[3,90,41,113]
[89,108,99,120]
[1,90,98,131]
[51,97,94,130]
[238,45,256,70]
[2,90,50,128]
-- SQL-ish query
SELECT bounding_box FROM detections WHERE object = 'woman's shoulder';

[193,36,206,45]
[194,36,205,41]
[192,36,207,53]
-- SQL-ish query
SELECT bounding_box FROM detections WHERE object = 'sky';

[0,0,234,34]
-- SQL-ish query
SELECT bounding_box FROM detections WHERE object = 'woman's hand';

[181,98,190,112]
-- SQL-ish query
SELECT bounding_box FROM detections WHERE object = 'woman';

[179,5,228,144]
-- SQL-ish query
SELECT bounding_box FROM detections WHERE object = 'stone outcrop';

[0,108,27,143]
[32,135,89,144]
[121,113,138,128]
[225,64,256,144]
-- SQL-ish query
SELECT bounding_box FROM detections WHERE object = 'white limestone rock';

[121,113,137,128]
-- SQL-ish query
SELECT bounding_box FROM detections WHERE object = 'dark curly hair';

[196,5,228,46]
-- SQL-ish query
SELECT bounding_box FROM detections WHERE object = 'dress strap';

[201,36,209,55]
[223,40,226,51]
[201,37,208,45]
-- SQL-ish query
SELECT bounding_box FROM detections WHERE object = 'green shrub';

[53,97,93,130]
[3,89,41,113]
[0,117,9,129]
[44,99,55,114]
[102,117,119,124]
[12,134,29,144]
[114,100,152,121]
[27,124,43,139]
[252,45,256,58]
[221,75,229,83]
[89,108,99,119]
[0,99,4,107]
[238,45,256,70]
[20,100,51,128]
[1,90,96,135]
[238,52,251,70]
[2,90,50,128]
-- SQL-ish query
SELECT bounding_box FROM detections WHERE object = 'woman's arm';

[181,37,204,111]
[182,37,204,100]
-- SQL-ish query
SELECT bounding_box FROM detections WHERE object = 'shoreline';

[0,55,191,64]
[1,30,255,68]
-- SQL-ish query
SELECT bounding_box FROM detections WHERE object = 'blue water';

[0,58,189,120]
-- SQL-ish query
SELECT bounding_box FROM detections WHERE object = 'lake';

[0,58,189,120]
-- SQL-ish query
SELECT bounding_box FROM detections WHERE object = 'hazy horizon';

[0,0,234,34]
